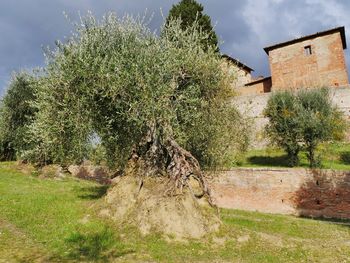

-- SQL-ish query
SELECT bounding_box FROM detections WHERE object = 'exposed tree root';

[105,175,220,239]
[105,126,220,239]
[124,125,213,205]
[164,139,213,204]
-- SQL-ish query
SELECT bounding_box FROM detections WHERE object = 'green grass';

[0,162,129,262]
[0,162,350,262]
[237,142,350,170]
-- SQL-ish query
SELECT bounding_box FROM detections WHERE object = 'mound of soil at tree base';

[104,175,221,239]
[68,162,112,185]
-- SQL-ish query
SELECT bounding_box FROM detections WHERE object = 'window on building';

[304,45,312,56]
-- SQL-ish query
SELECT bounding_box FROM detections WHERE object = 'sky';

[1,0,350,95]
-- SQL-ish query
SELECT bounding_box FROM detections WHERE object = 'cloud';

[236,0,350,75]
[0,0,350,94]
[0,0,173,94]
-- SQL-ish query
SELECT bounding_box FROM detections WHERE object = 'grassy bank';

[237,142,350,170]
[0,162,349,262]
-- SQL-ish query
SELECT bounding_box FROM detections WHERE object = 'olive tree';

[25,14,248,193]
[298,88,346,167]
[0,72,37,161]
[264,88,346,167]
[264,91,302,166]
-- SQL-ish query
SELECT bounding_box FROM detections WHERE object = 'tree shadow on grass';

[247,155,291,167]
[340,152,350,165]
[299,215,350,228]
[77,185,109,200]
[64,227,134,261]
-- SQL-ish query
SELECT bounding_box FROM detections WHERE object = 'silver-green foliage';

[264,91,302,166]
[24,13,248,168]
[0,72,37,161]
[265,88,346,167]
[297,88,347,167]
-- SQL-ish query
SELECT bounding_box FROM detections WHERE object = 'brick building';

[222,55,272,95]
[221,55,254,89]
[231,26,349,96]
[265,26,348,90]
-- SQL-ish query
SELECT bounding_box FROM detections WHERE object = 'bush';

[264,88,346,167]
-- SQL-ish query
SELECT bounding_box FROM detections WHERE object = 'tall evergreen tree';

[165,0,219,51]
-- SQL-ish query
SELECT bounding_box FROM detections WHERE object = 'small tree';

[165,0,219,51]
[298,88,346,167]
[264,88,346,167]
[25,14,247,191]
[264,91,302,166]
[0,72,36,161]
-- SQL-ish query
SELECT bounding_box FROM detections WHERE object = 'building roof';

[263,26,347,55]
[245,76,271,86]
[221,54,254,73]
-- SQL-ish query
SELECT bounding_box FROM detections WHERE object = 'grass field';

[0,162,350,262]
[237,142,350,170]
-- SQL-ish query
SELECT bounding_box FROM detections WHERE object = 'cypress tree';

[165,0,219,51]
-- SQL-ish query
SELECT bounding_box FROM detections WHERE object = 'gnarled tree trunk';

[124,124,212,203]
[106,124,220,239]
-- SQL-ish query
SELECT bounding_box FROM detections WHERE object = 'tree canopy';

[21,14,247,190]
[165,0,219,51]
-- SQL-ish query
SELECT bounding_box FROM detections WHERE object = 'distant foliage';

[165,0,219,51]
[264,88,347,167]
[0,72,37,161]
[23,13,248,169]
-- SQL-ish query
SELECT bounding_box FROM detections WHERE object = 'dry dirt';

[103,175,221,239]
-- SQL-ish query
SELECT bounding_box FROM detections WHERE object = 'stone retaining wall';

[209,168,350,219]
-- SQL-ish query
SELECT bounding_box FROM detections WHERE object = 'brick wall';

[209,168,350,219]
[236,77,272,96]
[270,32,349,90]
